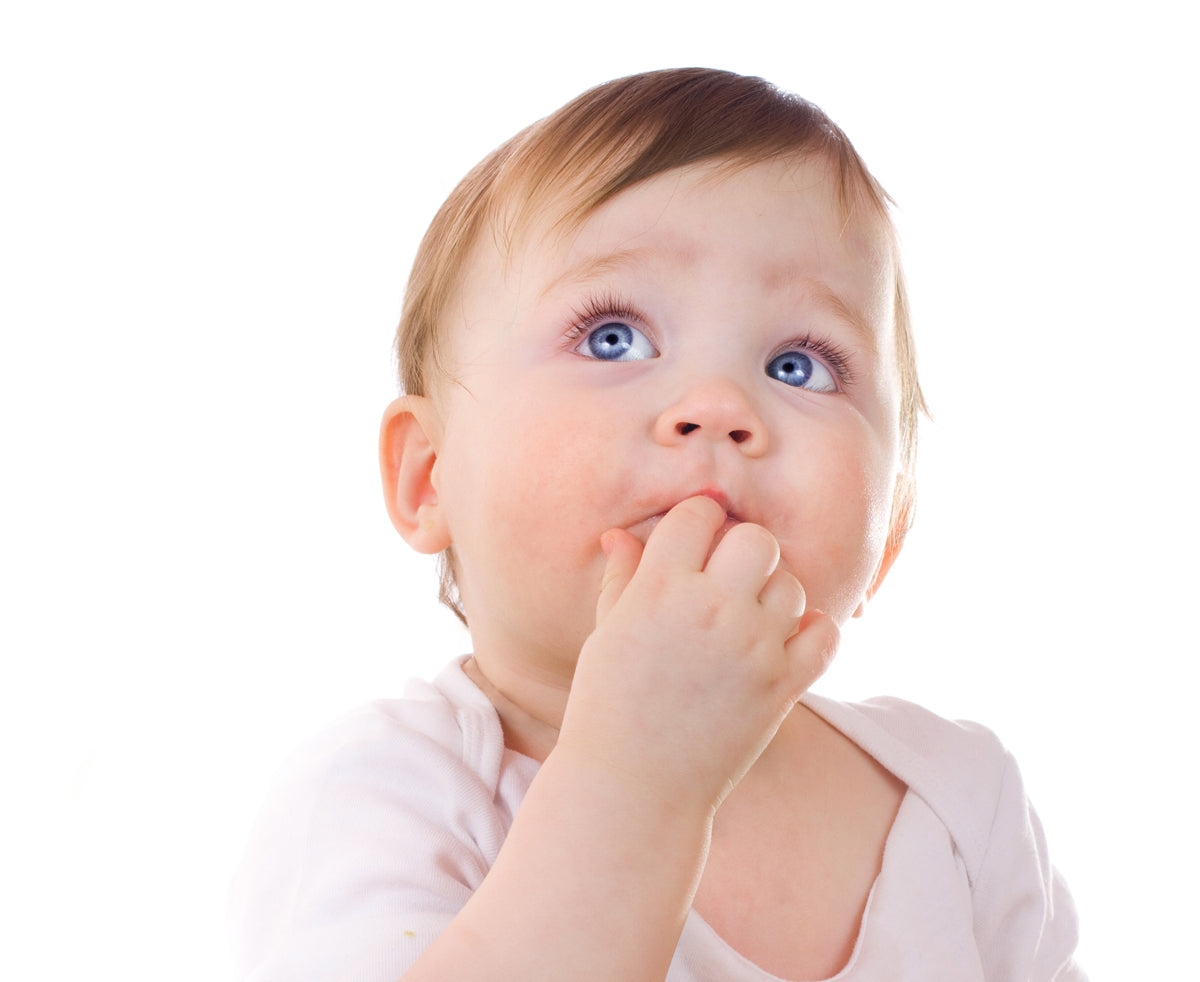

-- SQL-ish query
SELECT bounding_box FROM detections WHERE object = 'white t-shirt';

[230,657,1085,981]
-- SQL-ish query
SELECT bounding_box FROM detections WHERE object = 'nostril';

[676,422,700,436]
[729,429,751,444]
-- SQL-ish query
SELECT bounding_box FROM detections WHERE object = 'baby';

[231,69,1085,981]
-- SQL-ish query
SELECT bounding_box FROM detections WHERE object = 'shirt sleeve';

[228,703,502,982]
[971,751,1087,982]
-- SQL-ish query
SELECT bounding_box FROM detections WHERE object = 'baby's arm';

[401,496,838,981]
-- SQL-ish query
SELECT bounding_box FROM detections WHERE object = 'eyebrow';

[538,248,654,299]
[802,280,881,356]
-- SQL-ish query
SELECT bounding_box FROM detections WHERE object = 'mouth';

[630,487,745,545]
[694,487,735,517]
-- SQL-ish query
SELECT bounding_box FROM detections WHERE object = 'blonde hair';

[395,68,927,624]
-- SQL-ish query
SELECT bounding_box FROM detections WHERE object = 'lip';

[694,486,736,517]
[630,486,746,544]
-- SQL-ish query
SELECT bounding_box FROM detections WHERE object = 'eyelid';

[562,291,659,354]
[769,333,856,389]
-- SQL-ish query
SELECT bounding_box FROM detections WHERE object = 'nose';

[653,377,768,457]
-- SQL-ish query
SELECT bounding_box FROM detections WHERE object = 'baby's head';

[384,68,925,639]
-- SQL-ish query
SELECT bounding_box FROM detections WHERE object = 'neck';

[463,654,568,763]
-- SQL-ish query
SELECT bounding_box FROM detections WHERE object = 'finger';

[595,527,644,623]
[637,496,728,574]
[757,566,806,625]
[782,610,840,700]
[703,522,780,592]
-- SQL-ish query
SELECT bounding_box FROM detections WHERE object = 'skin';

[380,154,907,980]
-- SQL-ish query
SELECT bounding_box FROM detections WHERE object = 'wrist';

[537,740,715,858]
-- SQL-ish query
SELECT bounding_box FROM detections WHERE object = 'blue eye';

[766,350,837,393]
[577,321,657,362]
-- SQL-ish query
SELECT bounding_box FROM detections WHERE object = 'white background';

[3,1,1196,978]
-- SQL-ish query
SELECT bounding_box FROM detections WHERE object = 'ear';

[379,395,451,555]
[851,508,908,619]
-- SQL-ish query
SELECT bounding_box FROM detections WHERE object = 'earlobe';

[379,396,451,555]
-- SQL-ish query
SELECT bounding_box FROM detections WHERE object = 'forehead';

[560,158,889,294]
[451,155,898,363]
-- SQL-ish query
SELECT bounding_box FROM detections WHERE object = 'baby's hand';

[557,495,839,819]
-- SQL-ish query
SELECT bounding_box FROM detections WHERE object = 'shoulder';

[253,659,511,822]
[799,693,1009,786]
[799,693,1015,881]
[229,657,531,981]
[238,656,518,848]
[313,658,508,783]
[801,693,1086,979]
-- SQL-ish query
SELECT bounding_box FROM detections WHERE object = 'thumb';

[595,528,643,623]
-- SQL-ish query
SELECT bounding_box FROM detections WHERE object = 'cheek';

[439,394,626,646]
[790,430,895,615]
[442,396,617,568]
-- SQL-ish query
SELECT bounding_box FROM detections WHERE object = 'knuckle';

[794,613,839,680]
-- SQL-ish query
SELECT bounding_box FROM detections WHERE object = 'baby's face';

[430,156,902,674]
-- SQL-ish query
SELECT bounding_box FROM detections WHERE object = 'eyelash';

[561,292,653,349]
[772,333,856,388]
[562,292,856,388]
